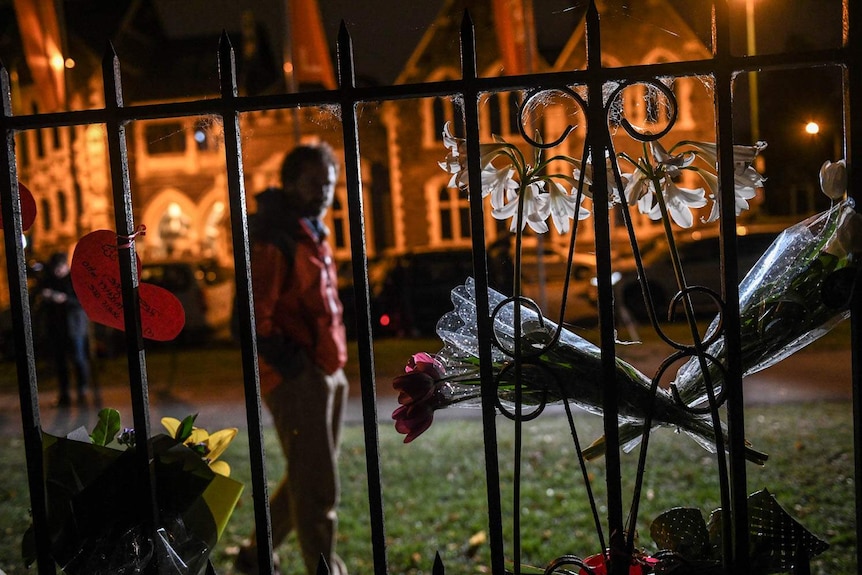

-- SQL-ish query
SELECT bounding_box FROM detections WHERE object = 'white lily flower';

[650,140,695,179]
[698,167,758,223]
[544,180,588,235]
[482,164,519,210]
[660,180,708,228]
[820,159,847,200]
[681,140,767,222]
[572,157,629,206]
[439,121,515,193]
[623,168,651,206]
[640,178,707,229]
[493,180,550,234]
[683,140,767,174]
[438,122,468,188]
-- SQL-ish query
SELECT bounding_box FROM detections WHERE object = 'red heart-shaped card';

[0,182,37,231]
[71,230,186,341]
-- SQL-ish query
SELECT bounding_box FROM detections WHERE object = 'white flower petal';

[547,181,579,234]
[663,181,706,228]
[820,159,847,200]
[624,170,651,206]
[482,166,518,208]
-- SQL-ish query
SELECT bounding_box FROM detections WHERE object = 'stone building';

[6,0,722,310]
[383,0,717,259]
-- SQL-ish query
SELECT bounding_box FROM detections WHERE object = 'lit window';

[57,191,68,223]
[194,119,214,151]
[437,185,471,242]
[330,195,348,250]
[145,122,186,155]
[40,199,52,231]
[432,97,462,142]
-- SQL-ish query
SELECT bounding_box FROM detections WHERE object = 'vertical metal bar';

[583,3,625,574]
[0,62,55,574]
[460,10,506,575]
[101,42,159,546]
[217,33,276,575]
[711,2,748,572]
[335,22,389,575]
[843,1,862,573]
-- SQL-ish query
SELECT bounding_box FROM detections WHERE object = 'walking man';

[236,142,349,575]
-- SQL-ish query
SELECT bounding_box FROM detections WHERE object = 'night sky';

[12,0,840,87]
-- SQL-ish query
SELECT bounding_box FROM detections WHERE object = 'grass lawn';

[0,401,856,574]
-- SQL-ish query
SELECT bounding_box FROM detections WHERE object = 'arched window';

[158,202,192,258]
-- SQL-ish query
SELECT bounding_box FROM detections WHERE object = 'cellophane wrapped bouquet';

[22,410,243,575]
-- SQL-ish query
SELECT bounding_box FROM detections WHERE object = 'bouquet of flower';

[392,277,767,464]
[585,164,861,459]
[564,489,828,575]
[647,489,828,574]
[22,410,243,575]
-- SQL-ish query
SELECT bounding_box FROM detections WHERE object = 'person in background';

[40,252,91,407]
[235,142,349,575]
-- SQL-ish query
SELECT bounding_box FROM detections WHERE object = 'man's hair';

[280,142,339,185]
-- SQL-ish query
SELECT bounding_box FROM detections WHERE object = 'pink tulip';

[391,353,446,443]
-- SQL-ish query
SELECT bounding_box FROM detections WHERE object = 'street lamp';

[805,121,820,135]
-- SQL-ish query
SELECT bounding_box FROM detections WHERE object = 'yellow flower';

[161,416,238,477]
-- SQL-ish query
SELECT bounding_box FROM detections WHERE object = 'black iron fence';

[2,1,860,574]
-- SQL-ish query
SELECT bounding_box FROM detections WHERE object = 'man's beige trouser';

[259,352,349,574]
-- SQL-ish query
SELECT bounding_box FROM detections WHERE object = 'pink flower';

[392,353,446,443]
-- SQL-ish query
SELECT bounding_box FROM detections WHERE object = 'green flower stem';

[629,149,732,558]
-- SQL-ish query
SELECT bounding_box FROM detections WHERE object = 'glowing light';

[64,58,75,69]
[282,62,294,74]
[805,121,820,135]
[49,53,65,72]
[379,314,391,327]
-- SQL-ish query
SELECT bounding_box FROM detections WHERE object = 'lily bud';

[820,159,847,200]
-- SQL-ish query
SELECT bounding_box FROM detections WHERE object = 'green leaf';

[89,408,122,446]
[176,413,198,442]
